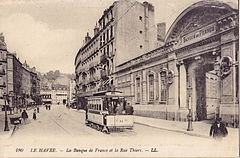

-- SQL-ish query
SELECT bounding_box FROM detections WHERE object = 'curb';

[10,125,17,137]
[0,127,15,140]
[134,122,210,139]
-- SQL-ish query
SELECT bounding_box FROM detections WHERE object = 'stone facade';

[0,33,8,108]
[0,34,41,111]
[75,0,160,100]
[41,84,68,105]
[115,1,239,126]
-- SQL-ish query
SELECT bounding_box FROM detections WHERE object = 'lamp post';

[187,93,193,131]
[3,92,9,131]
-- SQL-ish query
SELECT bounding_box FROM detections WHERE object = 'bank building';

[74,0,239,126]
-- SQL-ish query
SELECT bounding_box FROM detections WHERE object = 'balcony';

[0,82,6,88]
[89,75,99,83]
[79,67,87,72]
[101,70,109,80]
[0,69,5,75]
[89,61,98,70]
[81,79,87,85]
[100,54,109,63]
[0,56,7,62]
[109,51,115,58]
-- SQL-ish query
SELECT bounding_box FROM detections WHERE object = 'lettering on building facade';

[181,24,216,46]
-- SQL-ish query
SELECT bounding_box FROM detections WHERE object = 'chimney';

[85,32,91,44]
[143,1,154,11]
[94,23,99,36]
[0,33,4,42]
[157,22,166,42]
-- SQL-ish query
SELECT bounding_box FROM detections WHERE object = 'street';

[0,104,237,157]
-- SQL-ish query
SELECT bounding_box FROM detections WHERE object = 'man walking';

[209,117,228,139]
[33,109,37,120]
[21,110,28,124]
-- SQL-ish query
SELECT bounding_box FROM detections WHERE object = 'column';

[158,73,161,102]
[130,73,135,104]
[142,70,147,103]
[179,64,187,108]
[154,75,158,102]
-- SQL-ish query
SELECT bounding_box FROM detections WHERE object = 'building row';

[0,33,41,112]
[40,77,73,105]
[74,0,239,126]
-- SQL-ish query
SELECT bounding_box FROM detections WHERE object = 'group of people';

[45,104,51,110]
[21,107,40,123]
[106,101,134,115]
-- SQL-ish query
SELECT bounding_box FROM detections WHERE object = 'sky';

[0,0,237,74]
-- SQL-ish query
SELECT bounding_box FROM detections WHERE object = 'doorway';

[194,62,219,121]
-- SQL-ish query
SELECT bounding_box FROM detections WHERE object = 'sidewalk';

[0,107,36,140]
[0,111,19,140]
[134,115,238,139]
[72,108,238,139]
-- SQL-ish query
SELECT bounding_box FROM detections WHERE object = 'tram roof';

[87,90,134,98]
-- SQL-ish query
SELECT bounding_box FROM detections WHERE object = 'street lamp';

[3,92,9,131]
[187,90,193,131]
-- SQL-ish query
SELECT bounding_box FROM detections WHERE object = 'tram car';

[85,91,134,133]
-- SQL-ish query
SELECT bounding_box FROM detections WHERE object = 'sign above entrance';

[180,23,216,46]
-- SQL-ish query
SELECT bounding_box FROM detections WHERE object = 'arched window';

[160,71,167,102]
[148,74,154,102]
[136,77,141,103]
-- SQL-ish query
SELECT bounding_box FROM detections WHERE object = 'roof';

[165,0,238,42]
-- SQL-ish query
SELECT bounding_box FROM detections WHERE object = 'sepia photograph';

[0,0,239,157]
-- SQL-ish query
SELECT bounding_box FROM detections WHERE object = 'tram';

[85,91,134,133]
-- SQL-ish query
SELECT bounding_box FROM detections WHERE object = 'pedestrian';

[116,103,124,115]
[45,104,48,110]
[37,106,40,113]
[125,103,134,115]
[108,102,114,114]
[21,110,28,124]
[33,109,37,120]
[209,117,228,139]
[49,104,51,110]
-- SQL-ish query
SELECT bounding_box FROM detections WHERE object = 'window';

[107,45,109,56]
[110,26,113,38]
[103,19,105,28]
[106,29,109,41]
[136,78,141,103]
[149,74,154,102]
[160,72,167,102]
[103,33,105,44]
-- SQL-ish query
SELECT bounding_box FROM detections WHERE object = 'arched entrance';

[186,53,219,121]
